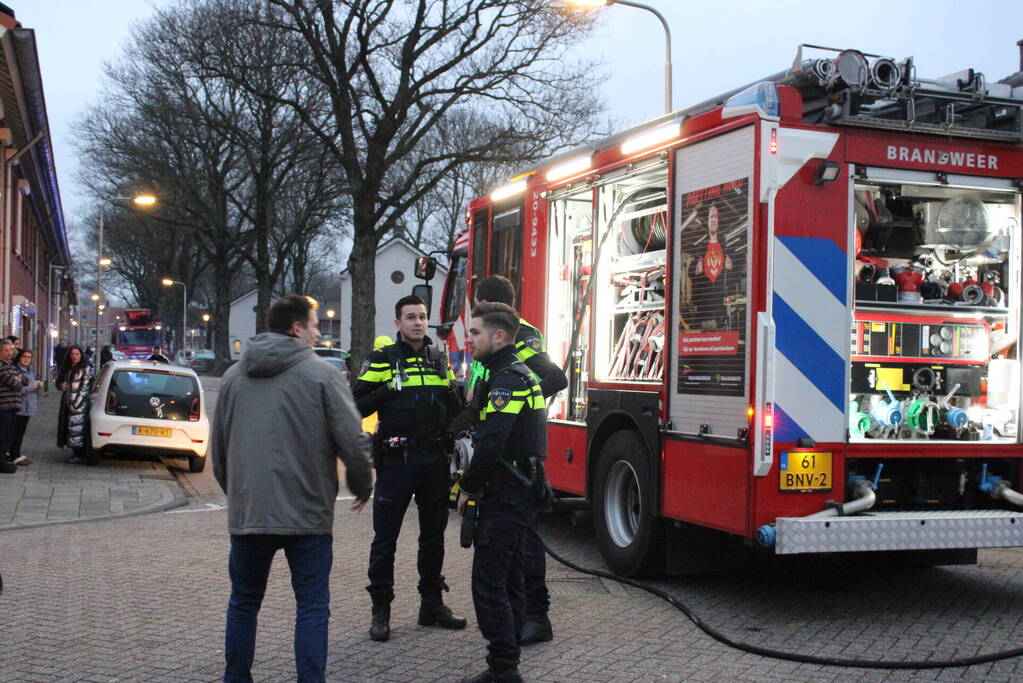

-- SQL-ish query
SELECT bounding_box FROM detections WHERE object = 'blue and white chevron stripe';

[772,235,849,443]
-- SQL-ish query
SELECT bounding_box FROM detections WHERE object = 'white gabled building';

[227,289,258,361]
[339,237,447,349]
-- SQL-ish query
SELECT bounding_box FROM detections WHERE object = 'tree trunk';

[211,247,234,372]
[347,216,378,368]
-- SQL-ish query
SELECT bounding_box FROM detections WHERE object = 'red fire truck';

[427,44,1023,575]
[114,308,163,360]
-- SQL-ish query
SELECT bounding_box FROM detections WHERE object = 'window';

[391,270,405,284]
[490,205,523,301]
[442,251,468,327]
[117,329,161,346]
[106,370,199,421]
[471,208,489,298]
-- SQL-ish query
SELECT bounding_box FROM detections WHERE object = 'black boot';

[418,580,467,629]
[368,587,393,642]
[459,660,522,683]
[518,614,553,646]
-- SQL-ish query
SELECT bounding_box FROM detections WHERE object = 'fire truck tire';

[592,430,664,577]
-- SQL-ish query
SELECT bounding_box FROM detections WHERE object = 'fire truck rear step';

[775,509,1023,555]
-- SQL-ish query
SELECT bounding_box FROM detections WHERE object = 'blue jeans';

[224,534,333,683]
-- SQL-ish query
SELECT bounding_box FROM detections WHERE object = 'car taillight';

[189,396,201,421]
[105,389,117,415]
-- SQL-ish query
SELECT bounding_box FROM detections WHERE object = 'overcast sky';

[18,0,1023,225]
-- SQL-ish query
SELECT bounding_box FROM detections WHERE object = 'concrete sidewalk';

[0,390,185,530]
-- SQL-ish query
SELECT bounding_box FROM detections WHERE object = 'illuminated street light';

[90,293,100,302]
[161,278,187,352]
[563,0,673,114]
[201,313,210,323]
[98,257,112,267]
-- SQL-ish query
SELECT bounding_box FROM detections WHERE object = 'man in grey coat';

[212,294,373,683]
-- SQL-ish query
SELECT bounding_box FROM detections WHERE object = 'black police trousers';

[471,486,539,671]
[367,448,450,594]
[523,524,549,618]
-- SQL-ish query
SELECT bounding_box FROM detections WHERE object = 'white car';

[89,360,210,472]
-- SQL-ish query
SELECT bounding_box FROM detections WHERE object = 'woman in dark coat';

[57,345,91,464]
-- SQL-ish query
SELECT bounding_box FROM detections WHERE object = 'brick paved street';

[0,391,184,530]
[2,378,1022,681]
[2,500,1022,681]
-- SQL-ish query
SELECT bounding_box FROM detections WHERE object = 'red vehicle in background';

[114,308,164,360]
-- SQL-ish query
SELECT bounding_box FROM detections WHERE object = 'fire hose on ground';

[536,459,1023,669]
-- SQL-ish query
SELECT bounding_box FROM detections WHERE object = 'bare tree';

[75,0,349,362]
[196,0,606,363]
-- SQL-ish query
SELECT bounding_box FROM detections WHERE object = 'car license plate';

[779,451,832,492]
[132,426,173,438]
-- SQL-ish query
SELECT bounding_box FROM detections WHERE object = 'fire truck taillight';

[546,154,592,182]
[763,406,774,430]
[770,129,778,154]
[620,122,681,155]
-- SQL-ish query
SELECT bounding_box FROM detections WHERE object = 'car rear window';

[106,370,200,421]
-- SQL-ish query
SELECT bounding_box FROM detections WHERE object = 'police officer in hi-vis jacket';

[456,301,550,683]
[462,275,566,647]
[353,295,466,642]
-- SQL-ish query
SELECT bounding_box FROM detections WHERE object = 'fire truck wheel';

[592,430,664,577]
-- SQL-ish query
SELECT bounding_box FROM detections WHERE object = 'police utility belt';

[374,431,451,459]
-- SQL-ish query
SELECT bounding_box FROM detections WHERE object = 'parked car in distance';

[191,349,216,373]
[89,360,209,472]
[174,349,194,367]
[322,356,350,381]
[313,346,349,360]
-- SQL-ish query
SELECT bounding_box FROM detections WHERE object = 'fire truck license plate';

[779,451,832,492]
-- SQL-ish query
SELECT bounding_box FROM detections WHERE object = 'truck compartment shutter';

[669,125,754,437]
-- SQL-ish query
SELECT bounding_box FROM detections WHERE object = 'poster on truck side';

[676,177,749,396]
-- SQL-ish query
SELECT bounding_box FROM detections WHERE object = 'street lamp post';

[201,313,211,350]
[162,279,187,353]
[90,293,101,352]
[94,193,158,351]
[565,0,673,114]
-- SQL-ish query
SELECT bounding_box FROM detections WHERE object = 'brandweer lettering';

[886,145,998,170]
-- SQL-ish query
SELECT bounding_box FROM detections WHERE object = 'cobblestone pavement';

[0,390,185,530]
[2,375,1022,681]
[2,498,1021,681]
